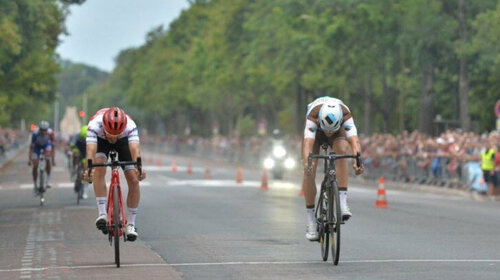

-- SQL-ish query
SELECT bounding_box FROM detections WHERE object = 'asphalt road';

[0,148,499,279]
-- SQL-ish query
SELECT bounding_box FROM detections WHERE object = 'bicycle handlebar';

[87,157,142,183]
[307,152,362,170]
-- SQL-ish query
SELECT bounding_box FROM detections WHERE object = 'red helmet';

[102,107,128,135]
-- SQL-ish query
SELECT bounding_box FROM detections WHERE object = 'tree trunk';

[458,0,470,131]
[418,63,435,135]
[363,78,372,135]
[295,78,304,136]
[381,65,389,133]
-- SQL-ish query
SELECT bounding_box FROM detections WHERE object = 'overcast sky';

[56,0,189,72]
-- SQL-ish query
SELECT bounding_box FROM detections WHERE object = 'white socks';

[96,197,107,216]
[340,191,347,206]
[127,208,138,227]
[96,197,138,226]
[306,208,315,224]
[46,174,51,185]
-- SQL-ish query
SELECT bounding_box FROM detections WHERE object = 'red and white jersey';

[86,108,140,144]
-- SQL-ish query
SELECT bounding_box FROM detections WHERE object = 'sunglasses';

[104,130,121,138]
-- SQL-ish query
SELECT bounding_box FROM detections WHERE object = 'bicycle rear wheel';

[113,185,120,267]
[330,182,341,265]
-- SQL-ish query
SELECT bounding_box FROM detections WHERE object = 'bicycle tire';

[319,187,329,261]
[331,181,341,265]
[113,185,120,267]
[39,169,45,207]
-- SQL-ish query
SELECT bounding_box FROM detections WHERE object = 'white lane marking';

[20,184,33,189]
[57,183,73,188]
[159,175,180,182]
[1,259,500,272]
[166,179,261,188]
[144,165,203,172]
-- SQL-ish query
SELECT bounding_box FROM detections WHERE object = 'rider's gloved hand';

[84,168,94,182]
[352,162,364,175]
[137,168,146,181]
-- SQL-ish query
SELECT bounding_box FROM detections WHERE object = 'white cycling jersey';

[86,109,140,144]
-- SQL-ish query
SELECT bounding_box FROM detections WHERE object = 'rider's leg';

[124,169,140,226]
[32,162,38,189]
[332,138,352,219]
[303,138,321,240]
[32,161,38,183]
[93,156,108,216]
[45,158,52,187]
[332,138,349,191]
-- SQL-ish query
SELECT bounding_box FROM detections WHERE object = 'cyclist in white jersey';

[84,107,146,241]
[302,97,364,241]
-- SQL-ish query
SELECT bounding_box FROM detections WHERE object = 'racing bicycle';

[308,146,362,265]
[88,151,142,268]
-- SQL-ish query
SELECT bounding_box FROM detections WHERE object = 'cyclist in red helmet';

[84,107,146,241]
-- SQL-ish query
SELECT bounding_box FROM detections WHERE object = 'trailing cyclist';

[83,107,146,241]
[301,97,364,241]
[28,121,56,194]
[71,125,89,199]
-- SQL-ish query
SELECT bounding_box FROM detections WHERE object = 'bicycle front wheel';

[319,188,329,261]
[330,182,341,265]
[113,185,120,267]
[39,171,45,207]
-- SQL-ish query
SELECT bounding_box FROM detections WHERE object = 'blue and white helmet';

[319,100,343,133]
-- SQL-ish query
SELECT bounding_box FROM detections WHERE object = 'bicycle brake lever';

[137,157,142,177]
[355,152,362,168]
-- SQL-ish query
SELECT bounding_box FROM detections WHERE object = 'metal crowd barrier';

[362,155,470,190]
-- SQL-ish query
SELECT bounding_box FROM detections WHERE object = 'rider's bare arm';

[129,142,145,180]
[302,138,315,171]
[347,135,363,175]
[28,143,34,164]
[86,143,97,169]
[347,135,361,155]
[302,119,318,172]
[129,142,140,161]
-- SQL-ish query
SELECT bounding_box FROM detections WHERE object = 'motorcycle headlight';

[284,158,296,169]
[273,146,287,159]
[263,158,275,169]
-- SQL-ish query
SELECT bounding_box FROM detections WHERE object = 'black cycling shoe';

[95,215,108,235]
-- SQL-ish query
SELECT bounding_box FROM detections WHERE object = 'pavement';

[0,148,499,279]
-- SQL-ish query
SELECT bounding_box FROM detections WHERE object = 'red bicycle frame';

[107,167,127,236]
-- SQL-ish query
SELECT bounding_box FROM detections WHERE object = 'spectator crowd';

[0,126,26,160]
[142,129,500,195]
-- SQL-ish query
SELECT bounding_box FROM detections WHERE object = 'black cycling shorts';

[96,137,134,170]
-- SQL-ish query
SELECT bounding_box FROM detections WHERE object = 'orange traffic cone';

[260,169,269,190]
[374,176,388,208]
[157,157,162,167]
[204,162,211,179]
[171,158,177,172]
[236,166,243,184]
[187,159,193,175]
[299,188,304,196]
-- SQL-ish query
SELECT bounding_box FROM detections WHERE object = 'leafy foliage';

[0,0,84,127]
[81,0,499,135]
